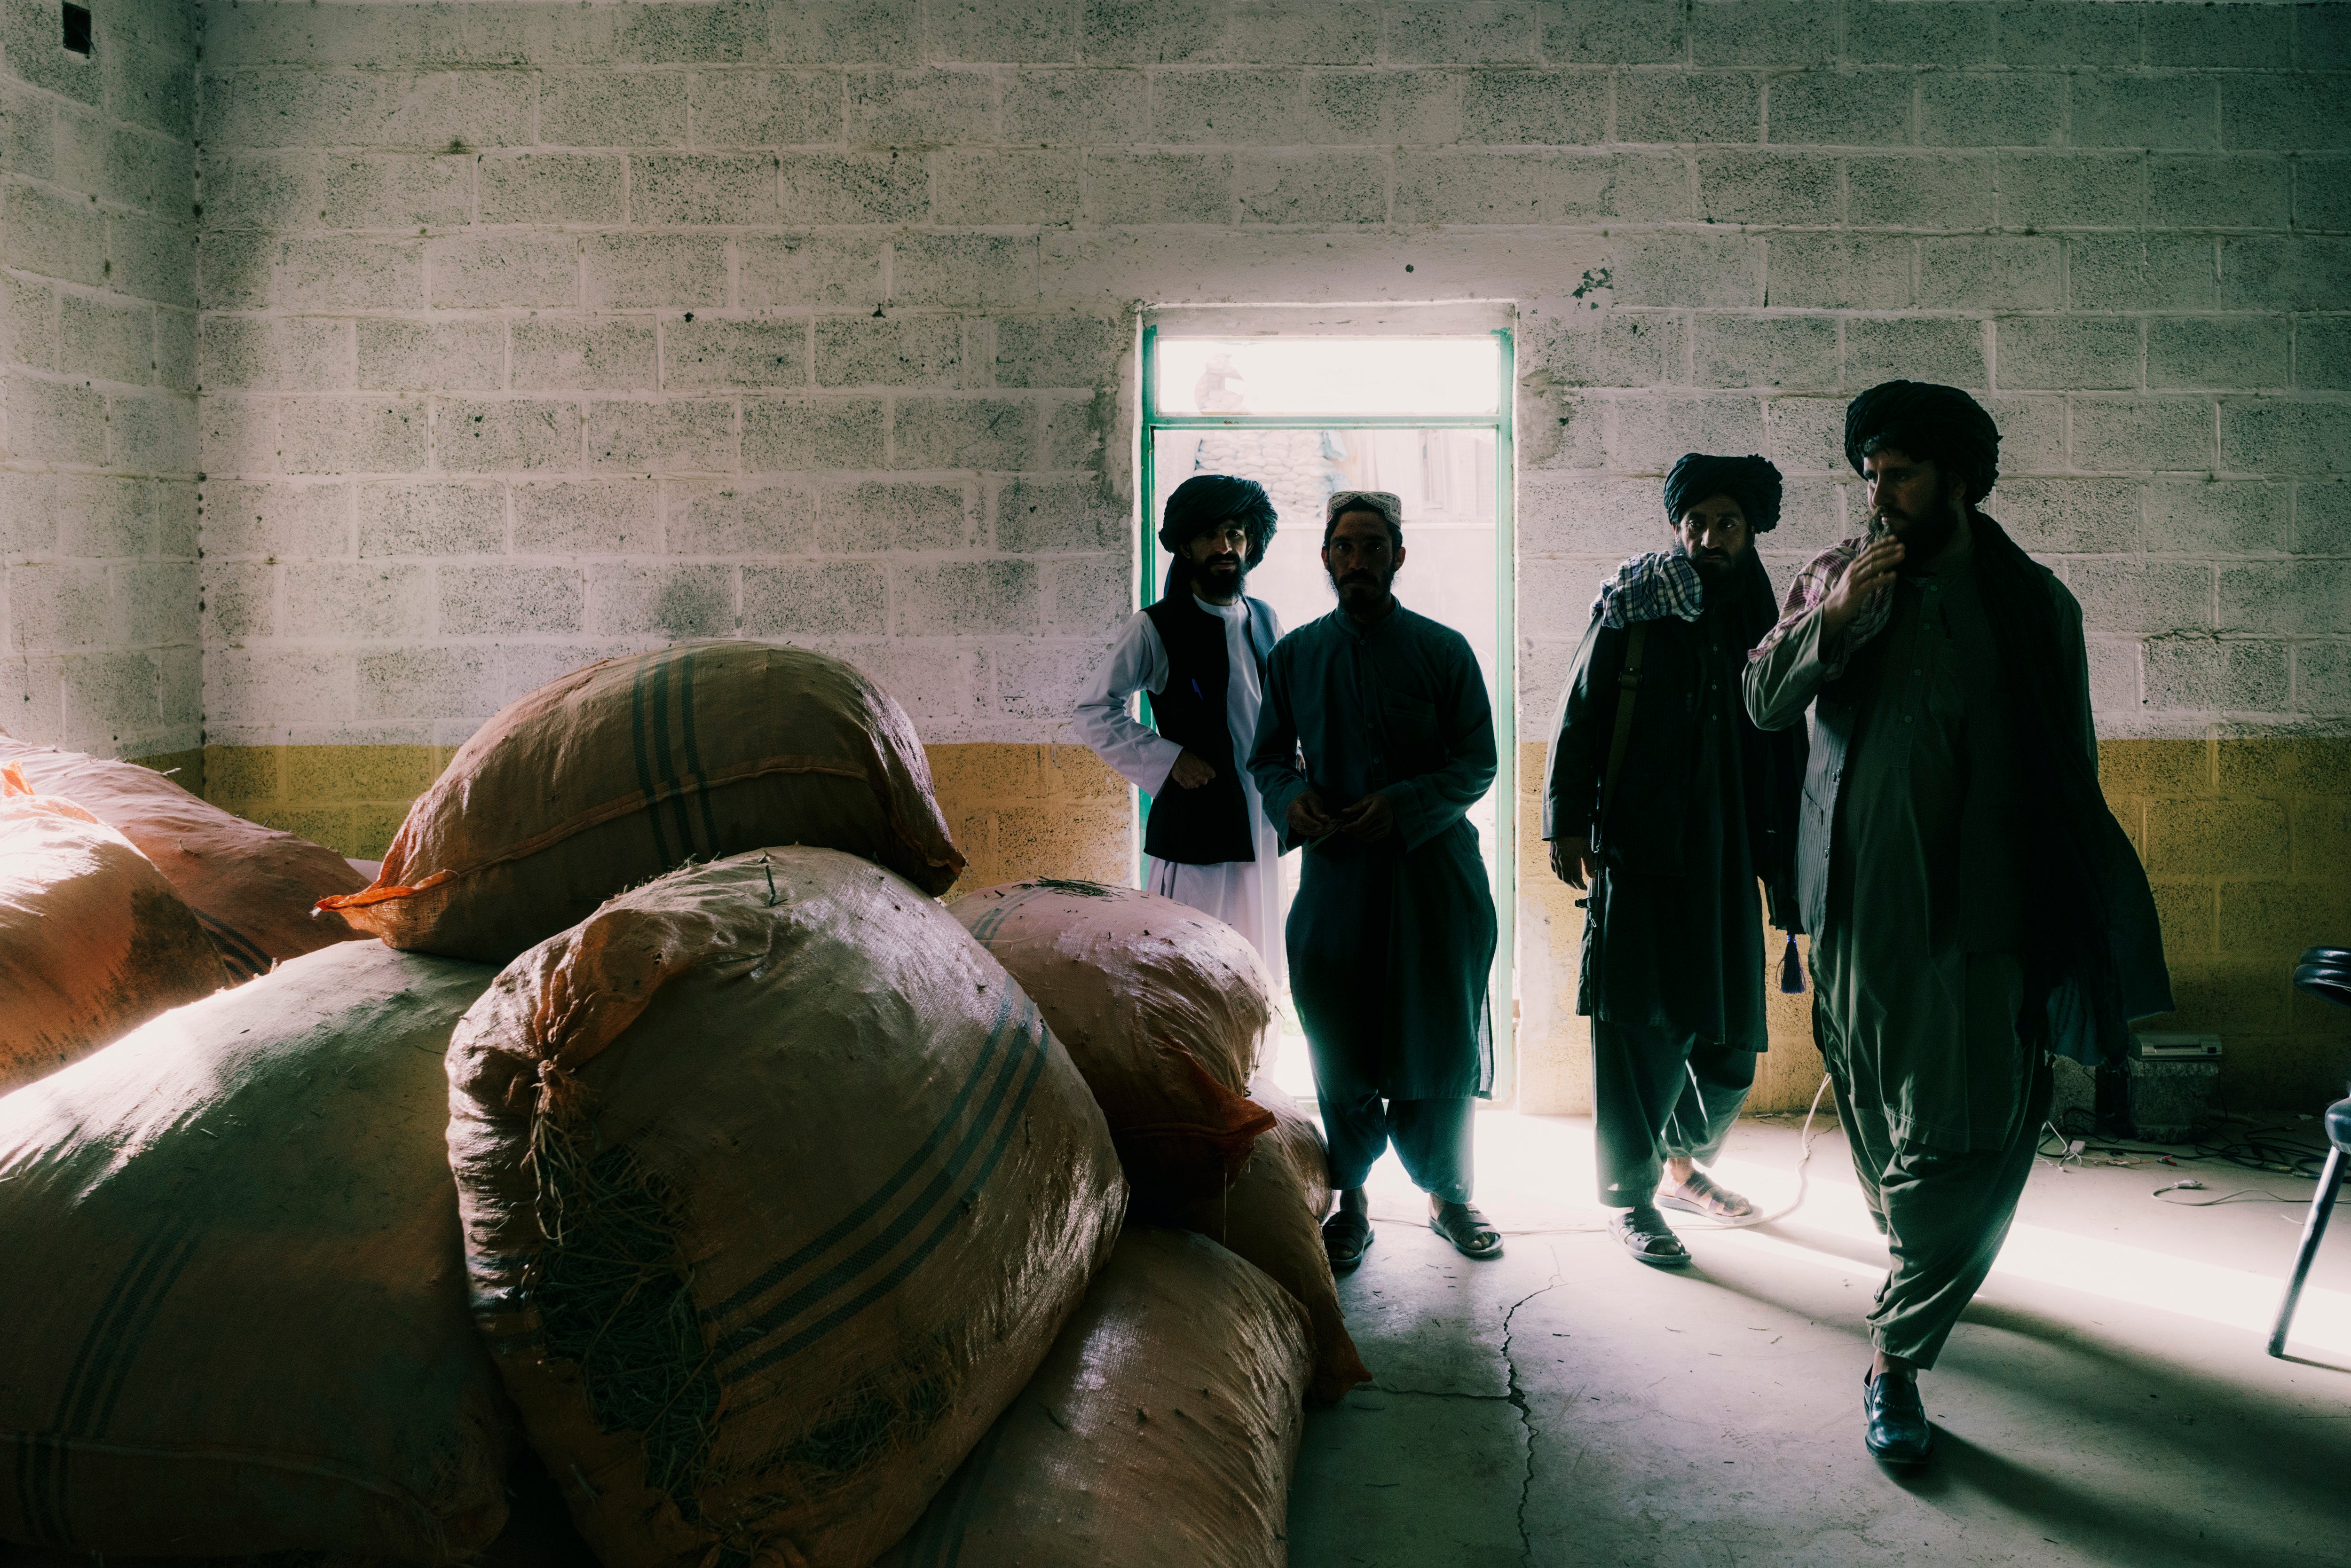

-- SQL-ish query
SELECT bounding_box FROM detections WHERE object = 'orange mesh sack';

[0,941,513,1560]
[446,847,1125,1568]
[0,737,368,980]
[321,641,966,964]
[1172,1076,1371,1404]
[947,881,1277,1211]
[877,1228,1310,1568]
[0,766,227,1093]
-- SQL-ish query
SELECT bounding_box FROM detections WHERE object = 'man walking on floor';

[1249,490,1503,1269]
[1544,453,1807,1269]
[1072,473,1285,984]
[1744,381,2170,1466]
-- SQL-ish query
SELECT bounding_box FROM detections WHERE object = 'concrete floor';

[1287,1109,2351,1568]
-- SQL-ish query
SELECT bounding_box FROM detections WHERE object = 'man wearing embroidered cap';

[1073,474,1286,982]
[1745,381,2169,1467]
[1543,454,1807,1270]
[1248,490,1504,1268]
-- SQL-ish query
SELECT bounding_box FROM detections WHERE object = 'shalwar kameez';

[1247,600,1498,1203]
[1744,381,2170,1379]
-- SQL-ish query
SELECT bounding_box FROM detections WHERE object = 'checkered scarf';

[1750,530,1893,678]
[1592,551,1704,629]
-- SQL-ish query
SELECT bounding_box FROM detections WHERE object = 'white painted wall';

[0,0,2339,755]
[2,0,200,756]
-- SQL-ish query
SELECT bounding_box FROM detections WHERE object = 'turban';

[1843,380,2001,506]
[1662,453,1782,533]
[1323,489,1404,546]
[1160,474,1276,567]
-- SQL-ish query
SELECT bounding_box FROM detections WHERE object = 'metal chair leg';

[2270,1145,2346,1358]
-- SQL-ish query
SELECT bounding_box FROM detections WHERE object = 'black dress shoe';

[1862,1369,1933,1465]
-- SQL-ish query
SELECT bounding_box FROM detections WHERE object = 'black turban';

[1159,473,1277,567]
[1843,380,2000,506]
[1663,452,1782,533]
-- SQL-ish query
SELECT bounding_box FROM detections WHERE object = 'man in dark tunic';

[1248,491,1502,1268]
[1544,453,1806,1268]
[1745,382,2170,1466]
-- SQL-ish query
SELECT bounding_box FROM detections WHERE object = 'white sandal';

[1657,1169,1755,1219]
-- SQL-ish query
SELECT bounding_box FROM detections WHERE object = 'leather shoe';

[1862,1369,1932,1465]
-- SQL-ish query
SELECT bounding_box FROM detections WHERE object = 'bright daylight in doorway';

[1142,334,1513,1103]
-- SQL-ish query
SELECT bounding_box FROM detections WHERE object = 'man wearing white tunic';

[1071,474,1285,985]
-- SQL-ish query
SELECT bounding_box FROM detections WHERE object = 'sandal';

[1323,1209,1374,1274]
[1609,1206,1691,1269]
[1428,1199,1504,1260]
[1656,1168,1756,1220]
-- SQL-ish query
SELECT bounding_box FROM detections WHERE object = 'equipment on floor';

[2124,1033,2223,1143]
[2268,946,2351,1359]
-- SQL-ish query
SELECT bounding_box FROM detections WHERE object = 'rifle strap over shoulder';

[1595,621,1649,849]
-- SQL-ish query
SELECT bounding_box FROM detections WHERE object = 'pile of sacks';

[0,639,1368,1568]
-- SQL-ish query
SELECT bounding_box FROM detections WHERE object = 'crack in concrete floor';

[1286,1114,2351,1567]
[1499,1253,1565,1568]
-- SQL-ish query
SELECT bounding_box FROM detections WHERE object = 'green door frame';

[1137,325,1519,1103]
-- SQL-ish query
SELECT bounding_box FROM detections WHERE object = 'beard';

[1181,550,1247,598]
[1680,543,1743,579]
[1196,552,1245,589]
[1327,561,1397,612]
[1878,489,1962,562]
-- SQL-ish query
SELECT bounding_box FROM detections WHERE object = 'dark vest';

[1141,593,1279,867]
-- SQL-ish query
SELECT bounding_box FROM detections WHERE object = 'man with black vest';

[1073,474,1285,982]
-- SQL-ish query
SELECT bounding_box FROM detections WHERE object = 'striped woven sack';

[446,847,1124,1568]
[321,641,965,965]
[877,1229,1310,1568]
[0,737,369,981]
[0,766,225,1092]
[1170,1076,1373,1405]
[0,942,512,1561]
[947,881,1278,1214]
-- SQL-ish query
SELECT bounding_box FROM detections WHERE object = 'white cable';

[1681,1072,1835,1231]
[2152,1178,2344,1207]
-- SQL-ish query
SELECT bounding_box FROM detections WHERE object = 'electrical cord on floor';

[2150,1179,2345,1207]
[1365,1073,1838,1237]
[2045,1104,2336,1180]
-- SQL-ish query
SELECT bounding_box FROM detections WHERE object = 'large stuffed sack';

[0,941,513,1560]
[0,737,369,979]
[321,641,964,963]
[0,767,227,1093]
[1173,1076,1371,1404]
[878,1228,1310,1568]
[948,881,1277,1211]
[447,847,1124,1568]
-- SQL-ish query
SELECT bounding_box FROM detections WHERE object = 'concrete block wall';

[58,0,2331,1111]
[1,0,201,764]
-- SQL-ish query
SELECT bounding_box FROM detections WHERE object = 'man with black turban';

[1073,473,1286,979]
[1746,381,2169,1467]
[1542,453,1807,1268]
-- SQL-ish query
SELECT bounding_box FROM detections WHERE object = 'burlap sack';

[446,847,1124,1568]
[0,769,226,1093]
[947,881,1277,1211]
[0,738,368,979]
[878,1228,1310,1568]
[320,642,964,963]
[0,941,512,1561]
[1173,1077,1371,1404]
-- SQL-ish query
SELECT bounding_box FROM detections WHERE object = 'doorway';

[1138,322,1517,1104]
